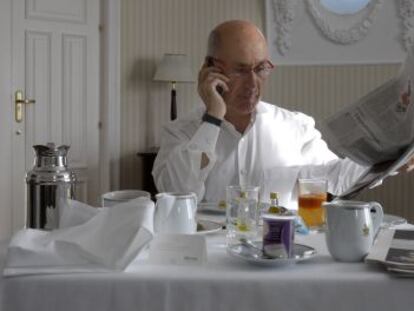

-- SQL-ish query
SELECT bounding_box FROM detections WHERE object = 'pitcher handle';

[369,201,384,236]
[191,192,198,213]
[154,193,175,233]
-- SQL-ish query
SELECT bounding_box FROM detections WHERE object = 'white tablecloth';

[1,213,413,311]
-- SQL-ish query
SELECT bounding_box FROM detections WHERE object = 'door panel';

[25,30,53,166]
[0,0,13,239]
[26,0,87,24]
[62,34,88,167]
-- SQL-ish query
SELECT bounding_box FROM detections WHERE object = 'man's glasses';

[209,57,274,80]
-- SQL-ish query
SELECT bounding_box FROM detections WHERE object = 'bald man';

[151,20,374,208]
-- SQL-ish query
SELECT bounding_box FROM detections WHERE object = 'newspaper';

[322,51,414,199]
[366,229,414,276]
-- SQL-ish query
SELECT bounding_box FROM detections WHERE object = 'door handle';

[15,90,35,122]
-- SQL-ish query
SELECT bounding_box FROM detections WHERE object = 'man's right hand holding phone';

[197,58,230,120]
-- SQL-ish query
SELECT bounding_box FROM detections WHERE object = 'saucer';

[227,241,316,266]
[198,202,226,214]
[195,220,223,235]
[382,214,407,228]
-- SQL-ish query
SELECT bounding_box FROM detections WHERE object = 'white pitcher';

[323,200,384,262]
[154,192,197,234]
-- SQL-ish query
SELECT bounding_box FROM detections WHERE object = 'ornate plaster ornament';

[306,0,384,45]
[399,0,414,50]
[270,0,299,55]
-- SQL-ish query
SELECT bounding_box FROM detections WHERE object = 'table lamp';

[153,53,194,120]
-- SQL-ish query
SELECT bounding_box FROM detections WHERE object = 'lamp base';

[170,86,177,120]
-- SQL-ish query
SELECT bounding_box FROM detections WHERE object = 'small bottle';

[218,200,226,210]
[237,191,250,232]
[268,192,281,214]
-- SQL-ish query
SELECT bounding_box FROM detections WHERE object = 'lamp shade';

[153,53,194,83]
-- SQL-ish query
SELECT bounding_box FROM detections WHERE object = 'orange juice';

[298,193,327,229]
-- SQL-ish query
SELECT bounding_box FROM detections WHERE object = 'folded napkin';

[3,197,155,277]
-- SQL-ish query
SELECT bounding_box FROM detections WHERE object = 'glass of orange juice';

[298,179,328,232]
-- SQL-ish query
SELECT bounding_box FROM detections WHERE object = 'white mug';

[323,200,384,262]
[154,192,197,234]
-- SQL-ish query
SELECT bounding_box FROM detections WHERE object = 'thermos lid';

[33,142,70,157]
[26,142,76,184]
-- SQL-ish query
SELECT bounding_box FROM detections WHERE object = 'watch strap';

[202,112,222,127]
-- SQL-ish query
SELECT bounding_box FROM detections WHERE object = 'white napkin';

[3,197,155,277]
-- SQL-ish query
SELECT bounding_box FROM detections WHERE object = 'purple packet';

[262,214,295,258]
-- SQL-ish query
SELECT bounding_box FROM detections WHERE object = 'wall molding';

[100,0,121,192]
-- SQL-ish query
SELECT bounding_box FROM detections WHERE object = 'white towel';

[3,197,154,277]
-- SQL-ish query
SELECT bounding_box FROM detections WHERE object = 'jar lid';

[270,192,279,200]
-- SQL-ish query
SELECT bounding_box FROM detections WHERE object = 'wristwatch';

[202,112,222,127]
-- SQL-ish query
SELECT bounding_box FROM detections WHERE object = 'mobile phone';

[206,57,224,96]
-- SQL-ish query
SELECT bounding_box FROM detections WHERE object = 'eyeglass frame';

[208,56,275,80]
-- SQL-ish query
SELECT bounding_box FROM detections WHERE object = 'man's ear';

[206,56,214,67]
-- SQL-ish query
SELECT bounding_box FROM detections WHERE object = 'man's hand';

[197,63,230,120]
[398,156,414,173]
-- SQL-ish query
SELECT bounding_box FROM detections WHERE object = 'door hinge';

[98,121,103,129]
[99,24,104,32]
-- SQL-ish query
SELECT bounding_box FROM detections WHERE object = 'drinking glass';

[226,185,260,246]
[298,179,327,232]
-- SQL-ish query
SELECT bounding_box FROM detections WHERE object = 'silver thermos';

[26,143,76,230]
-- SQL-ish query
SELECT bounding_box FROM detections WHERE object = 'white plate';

[382,214,407,228]
[199,202,277,214]
[195,220,223,235]
[198,202,226,214]
[227,241,316,266]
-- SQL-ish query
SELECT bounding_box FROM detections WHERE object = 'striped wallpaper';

[121,0,413,222]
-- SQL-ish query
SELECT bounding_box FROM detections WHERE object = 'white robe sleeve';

[294,113,370,195]
[298,158,370,195]
[152,122,220,199]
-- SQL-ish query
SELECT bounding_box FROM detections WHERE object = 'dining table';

[0,211,413,311]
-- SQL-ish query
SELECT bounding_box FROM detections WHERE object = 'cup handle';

[369,201,384,235]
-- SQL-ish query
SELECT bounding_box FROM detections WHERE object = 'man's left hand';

[398,156,414,173]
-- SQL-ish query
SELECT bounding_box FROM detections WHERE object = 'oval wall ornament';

[306,0,384,44]
[320,0,371,15]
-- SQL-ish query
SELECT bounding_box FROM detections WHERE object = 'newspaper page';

[366,229,414,276]
[322,51,414,198]
[323,52,414,166]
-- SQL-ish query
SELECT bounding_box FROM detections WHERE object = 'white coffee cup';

[154,192,197,234]
[101,190,151,207]
[323,200,384,262]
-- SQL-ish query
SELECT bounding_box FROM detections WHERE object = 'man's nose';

[243,70,258,87]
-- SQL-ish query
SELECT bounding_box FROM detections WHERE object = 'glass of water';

[226,185,260,246]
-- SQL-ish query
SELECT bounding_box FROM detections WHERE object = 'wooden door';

[0,0,101,236]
